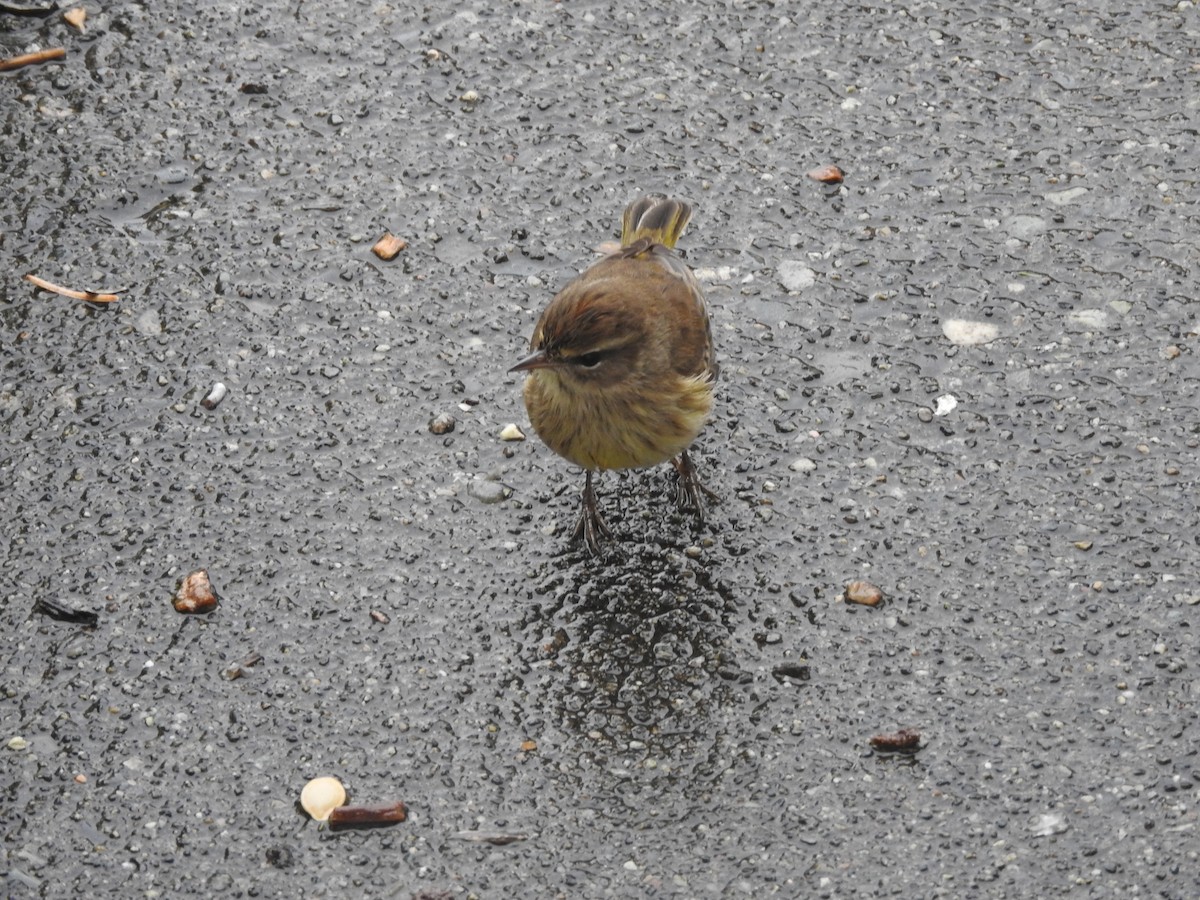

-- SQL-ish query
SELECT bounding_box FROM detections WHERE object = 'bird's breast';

[523,369,712,472]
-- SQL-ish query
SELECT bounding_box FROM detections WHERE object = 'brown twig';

[0,48,66,72]
[24,273,120,304]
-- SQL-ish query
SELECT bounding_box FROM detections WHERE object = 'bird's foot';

[570,471,613,555]
[671,450,717,526]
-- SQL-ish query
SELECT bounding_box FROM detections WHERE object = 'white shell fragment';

[499,423,525,441]
[300,776,346,822]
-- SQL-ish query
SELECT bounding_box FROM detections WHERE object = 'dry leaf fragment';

[372,233,408,260]
[25,273,119,304]
[0,48,66,72]
[63,7,86,30]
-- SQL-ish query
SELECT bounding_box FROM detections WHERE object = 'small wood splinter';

[0,48,66,72]
[24,273,120,303]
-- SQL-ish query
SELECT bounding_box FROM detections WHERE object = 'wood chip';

[0,48,66,72]
[63,7,86,30]
[453,831,530,845]
[372,233,408,260]
[869,728,922,752]
[24,273,119,303]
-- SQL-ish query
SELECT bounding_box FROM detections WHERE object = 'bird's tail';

[620,196,692,249]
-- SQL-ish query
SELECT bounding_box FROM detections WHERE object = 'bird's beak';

[509,349,554,373]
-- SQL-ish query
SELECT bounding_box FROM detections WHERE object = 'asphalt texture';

[2,1,1199,897]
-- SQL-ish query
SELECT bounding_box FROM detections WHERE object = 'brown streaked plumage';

[510,195,717,553]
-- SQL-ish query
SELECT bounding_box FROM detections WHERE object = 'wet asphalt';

[2,1,1198,897]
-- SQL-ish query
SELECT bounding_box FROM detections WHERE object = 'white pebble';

[942,318,999,345]
[777,260,816,293]
[934,394,958,416]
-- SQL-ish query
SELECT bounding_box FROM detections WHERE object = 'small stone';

[1163,345,1181,360]
[468,478,512,504]
[201,382,227,410]
[1067,309,1108,329]
[789,457,816,473]
[429,413,456,435]
[806,164,844,184]
[499,423,525,441]
[173,569,219,614]
[1045,187,1088,206]
[1073,540,1093,551]
[845,580,884,606]
[7,736,28,751]
[777,260,816,293]
[934,394,958,416]
[372,233,408,260]
[460,89,480,103]
[520,739,537,752]
[941,318,1000,345]
[684,545,703,559]
[1031,812,1068,836]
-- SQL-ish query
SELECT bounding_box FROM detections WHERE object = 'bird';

[510,195,718,553]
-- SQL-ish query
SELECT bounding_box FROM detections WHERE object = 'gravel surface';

[3,1,1198,897]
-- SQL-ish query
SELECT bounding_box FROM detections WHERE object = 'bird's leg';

[671,449,717,525]
[571,470,612,554]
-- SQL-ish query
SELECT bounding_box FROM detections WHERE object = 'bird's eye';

[576,351,604,368]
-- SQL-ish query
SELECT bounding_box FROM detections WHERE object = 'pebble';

[499,423,525,441]
[789,457,816,473]
[429,413,456,435]
[777,260,816,293]
[1067,309,1108,329]
[173,569,219,614]
[8,736,28,751]
[845,580,884,606]
[1045,187,1089,206]
[806,164,844,184]
[934,394,958,416]
[1031,812,1068,836]
[941,318,1000,345]
[200,382,227,410]
[468,478,512,504]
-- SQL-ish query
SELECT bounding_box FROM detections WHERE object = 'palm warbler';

[510,195,718,552]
